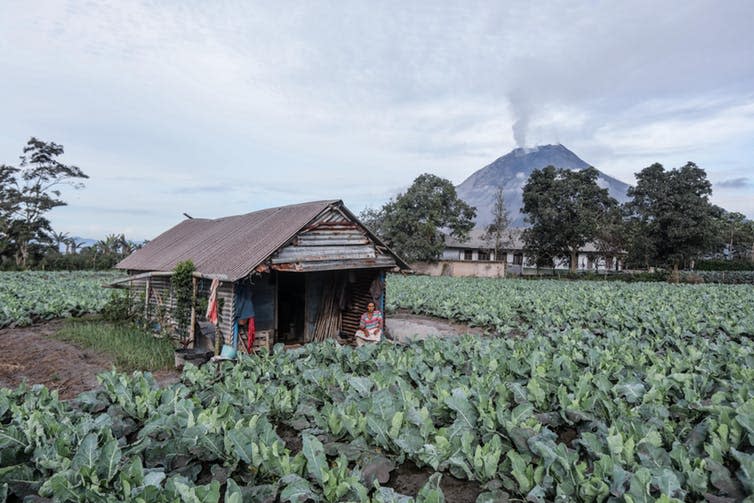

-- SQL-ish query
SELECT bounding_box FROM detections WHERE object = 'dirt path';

[0,320,179,399]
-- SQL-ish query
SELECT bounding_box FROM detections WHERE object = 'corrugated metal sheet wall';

[124,276,235,347]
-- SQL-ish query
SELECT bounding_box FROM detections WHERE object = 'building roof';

[117,200,407,281]
[444,227,601,253]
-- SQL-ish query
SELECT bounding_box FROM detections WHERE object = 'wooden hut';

[111,200,409,351]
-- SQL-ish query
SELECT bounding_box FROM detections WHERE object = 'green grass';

[54,320,175,372]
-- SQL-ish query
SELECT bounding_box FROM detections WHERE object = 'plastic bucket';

[220,344,237,359]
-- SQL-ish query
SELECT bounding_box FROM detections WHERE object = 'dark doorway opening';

[277,272,306,343]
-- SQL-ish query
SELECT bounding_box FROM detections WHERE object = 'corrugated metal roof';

[117,200,410,280]
[117,200,338,280]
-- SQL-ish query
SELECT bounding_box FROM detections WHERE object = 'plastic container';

[220,344,238,359]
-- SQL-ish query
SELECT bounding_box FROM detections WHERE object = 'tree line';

[0,138,142,270]
[3,137,751,273]
[362,164,754,274]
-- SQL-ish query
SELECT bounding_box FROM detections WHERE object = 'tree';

[51,231,70,254]
[593,205,626,271]
[65,237,82,255]
[0,138,88,268]
[714,209,754,262]
[623,162,716,277]
[482,188,510,260]
[521,166,618,272]
[0,164,21,265]
[360,173,476,262]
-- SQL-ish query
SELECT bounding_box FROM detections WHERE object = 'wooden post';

[144,277,151,321]
[273,272,278,344]
[304,274,309,342]
[189,277,198,347]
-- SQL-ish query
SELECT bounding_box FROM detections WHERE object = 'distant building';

[442,228,623,274]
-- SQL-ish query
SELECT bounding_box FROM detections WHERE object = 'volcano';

[456,144,631,228]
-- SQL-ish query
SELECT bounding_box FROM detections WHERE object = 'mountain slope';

[456,144,630,228]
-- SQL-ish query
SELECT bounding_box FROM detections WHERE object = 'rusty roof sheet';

[116,200,339,281]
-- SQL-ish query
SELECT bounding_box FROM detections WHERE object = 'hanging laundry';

[234,282,255,320]
[206,279,220,325]
[234,281,256,351]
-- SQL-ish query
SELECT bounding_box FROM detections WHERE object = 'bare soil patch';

[386,460,483,502]
[0,320,179,399]
[386,310,485,343]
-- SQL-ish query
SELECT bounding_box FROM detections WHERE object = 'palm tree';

[51,231,70,254]
[96,235,118,256]
[116,234,136,255]
[66,237,82,254]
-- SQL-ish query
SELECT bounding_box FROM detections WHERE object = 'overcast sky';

[2,1,753,240]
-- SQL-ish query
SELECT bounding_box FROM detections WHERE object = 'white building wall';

[442,247,622,271]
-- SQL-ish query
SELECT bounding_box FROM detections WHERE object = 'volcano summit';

[456,144,631,228]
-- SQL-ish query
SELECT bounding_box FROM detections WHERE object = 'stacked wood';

[312,277,342,342]
[237,329,273,354]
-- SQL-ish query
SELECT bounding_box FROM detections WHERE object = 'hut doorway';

[277,272,306,343]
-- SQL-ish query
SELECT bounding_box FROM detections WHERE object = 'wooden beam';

[106,270,228,288]
[189,276,197,347]
[144,277,150,321]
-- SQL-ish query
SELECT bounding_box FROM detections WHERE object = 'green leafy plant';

[0,270,122,328]
[172,260,195,347]
[1,274,754,501]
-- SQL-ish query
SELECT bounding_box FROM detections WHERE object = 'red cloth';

[206,279,220,325]
[207,300,218,325]
[246,317,256,352]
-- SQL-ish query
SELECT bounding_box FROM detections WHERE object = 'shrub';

[172,260,196,347]
[695,259,754,271]
[100,291,134,322]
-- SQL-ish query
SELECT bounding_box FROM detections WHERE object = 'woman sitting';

[355,302,383,347]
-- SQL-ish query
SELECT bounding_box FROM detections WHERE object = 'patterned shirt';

[359,310,383,331]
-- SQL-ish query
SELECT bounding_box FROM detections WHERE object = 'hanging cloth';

[234,283,255,320]
[206,279,220,325]
[234,282,256,351]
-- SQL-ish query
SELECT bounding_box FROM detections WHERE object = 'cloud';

[66,205,162,216]
[2,0,754,237]
[593,99,754,156]
[717,177,752,189]
[170,184,236,195]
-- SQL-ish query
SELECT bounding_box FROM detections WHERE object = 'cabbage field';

[386,275,754,337]
[1,273,753,501]
[0,271,121,328]
[1,328,752,502]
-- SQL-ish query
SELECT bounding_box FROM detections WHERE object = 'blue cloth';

[234,283,255,320]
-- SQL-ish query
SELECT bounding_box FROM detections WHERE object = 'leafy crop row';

[386,275,754,336]
[2,324,753,501]
[681,271,754,285]
[0,271,121,328]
